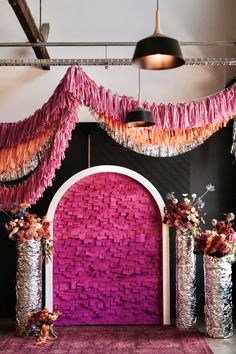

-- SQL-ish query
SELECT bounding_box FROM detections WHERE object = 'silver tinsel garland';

[176,227,197,329]
[16,239,42,336]
[0,139,51,182]
[230,117,236,157]
[94,116,204,157]
[204,255,233,338]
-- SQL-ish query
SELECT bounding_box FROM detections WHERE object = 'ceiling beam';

[8,0,50,70]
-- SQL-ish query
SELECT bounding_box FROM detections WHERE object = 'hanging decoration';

[0,66,235,209]
[230,118,236,156]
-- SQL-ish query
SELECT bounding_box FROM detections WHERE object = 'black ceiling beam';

[8,0,50,70]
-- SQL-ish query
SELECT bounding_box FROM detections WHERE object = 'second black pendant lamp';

[132,0,185,70]
[125,69,155,127]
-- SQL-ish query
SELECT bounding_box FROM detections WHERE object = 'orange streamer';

[96,113,233,148]
[0,125,56,173]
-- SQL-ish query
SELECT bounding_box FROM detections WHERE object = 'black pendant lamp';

[125,69,155,127]
[132,0,185,70]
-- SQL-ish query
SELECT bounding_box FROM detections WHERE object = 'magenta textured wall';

[53,172,163,325]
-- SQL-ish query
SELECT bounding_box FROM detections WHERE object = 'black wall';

[0,122,235,318]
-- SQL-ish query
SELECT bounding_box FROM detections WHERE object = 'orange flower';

[26,214,34,222]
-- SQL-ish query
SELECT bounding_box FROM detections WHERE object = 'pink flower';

[232,233,236,246]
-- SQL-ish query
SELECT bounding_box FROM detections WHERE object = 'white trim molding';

[46,165,170,325]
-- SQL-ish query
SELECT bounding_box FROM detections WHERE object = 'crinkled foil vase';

[204,255,233,338]
[16,239,42,336]
[176,227,197,329]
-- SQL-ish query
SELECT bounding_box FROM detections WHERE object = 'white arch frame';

[46,165,170,324]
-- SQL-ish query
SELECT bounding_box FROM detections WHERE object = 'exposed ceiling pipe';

[0,58,235,66]
[0,40,235,47]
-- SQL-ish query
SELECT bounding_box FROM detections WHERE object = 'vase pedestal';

[204,255,233,338]
[176,227,196,330]
[16,239,42,336]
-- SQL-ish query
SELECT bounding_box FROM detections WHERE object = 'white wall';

[0,0,235,123]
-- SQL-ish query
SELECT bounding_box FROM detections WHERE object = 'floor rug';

[0,325,213,354]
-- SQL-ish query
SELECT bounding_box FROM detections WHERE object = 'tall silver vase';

[176,227,197,329]
[16,239,42,336]
[204,254,233,338]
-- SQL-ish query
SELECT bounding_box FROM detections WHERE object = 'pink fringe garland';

[0,65,235,209]
[0,66,235,148]
[0,95,79,210]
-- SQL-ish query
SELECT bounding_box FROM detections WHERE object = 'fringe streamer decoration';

[0,66,235,208]
[230,117,236,156]
[0,125,55,173]
[0,139,51,182]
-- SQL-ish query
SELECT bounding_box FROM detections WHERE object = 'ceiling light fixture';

[125,69,155,127]
[132,0,185,70]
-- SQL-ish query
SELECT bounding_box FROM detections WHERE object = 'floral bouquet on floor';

[194,213,236,260]
[27,308,61,346]
[4,203,54,262]
[163,183,215,237]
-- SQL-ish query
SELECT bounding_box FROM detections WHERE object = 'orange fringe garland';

[97,113,233,148]
[0,125,56,173]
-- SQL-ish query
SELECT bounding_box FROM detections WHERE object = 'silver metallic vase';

[16,239,42,336]
[176,227,197,329]
[204,254,233,338]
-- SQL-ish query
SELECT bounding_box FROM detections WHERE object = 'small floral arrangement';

[194,213,236,259]
[27,308,61,346]
[4,203,54,262]
[163,184,215,236]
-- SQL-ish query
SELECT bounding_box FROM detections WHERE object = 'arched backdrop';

[46,165,170,325]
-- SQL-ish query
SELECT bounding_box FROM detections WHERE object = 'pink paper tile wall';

[53,172,163,325]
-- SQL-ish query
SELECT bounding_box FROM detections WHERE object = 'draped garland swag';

[0,66,235,209]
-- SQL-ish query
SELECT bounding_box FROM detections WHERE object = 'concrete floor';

[0,318,235,354]
[198,324,236,354]
[206,334,236,354]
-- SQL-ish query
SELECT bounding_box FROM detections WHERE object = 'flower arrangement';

[27,308,61,346]
[194,213,236,260]
[163,184,215,236]
[4,203,54,262]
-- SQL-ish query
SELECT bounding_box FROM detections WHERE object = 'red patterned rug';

[0,325,213,354]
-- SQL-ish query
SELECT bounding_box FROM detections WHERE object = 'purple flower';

[206,184,215,192]
[166,192,175,200]
[183,221,193,229]
[197,198,205,209]
[18,209,29,217]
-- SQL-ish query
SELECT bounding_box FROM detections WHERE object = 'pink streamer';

[0,66,235,208]
[0,66,235,149]
[0,95,79,210]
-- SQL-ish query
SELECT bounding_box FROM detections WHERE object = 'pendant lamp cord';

[39,0,42,29]
[155,0,161,34]
[138,68,142,107]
